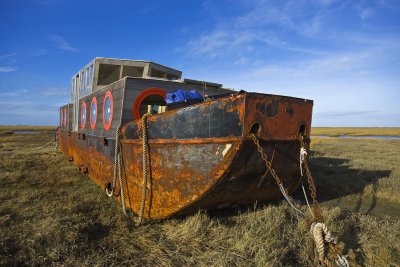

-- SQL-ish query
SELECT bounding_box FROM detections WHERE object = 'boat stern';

[244,93,313,141]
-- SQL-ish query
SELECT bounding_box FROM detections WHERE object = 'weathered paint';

[58,92,313,219]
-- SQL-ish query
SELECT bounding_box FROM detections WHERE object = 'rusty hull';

[58,92,313,219]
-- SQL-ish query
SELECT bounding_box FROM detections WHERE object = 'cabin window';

[132,88,167,119]
[122,66,144,78]
[150,69,166,78]
[166,73,179,80]
[81,70,86,93]
[97,64,121,86]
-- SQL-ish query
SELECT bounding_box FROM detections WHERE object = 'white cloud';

[360,8,375,19]
[40,88,69,97]
[314,0,336,6]
[33,48,48,57]
[182,1,344,58]
[234,57,249,66]
[50,35,79,52]
[0,66,17,72]
[0,52,18,60]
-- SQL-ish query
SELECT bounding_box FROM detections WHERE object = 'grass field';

[0,129,399,266]
[2,125,399,137]
[0,125,57,136]
[312,127,400,137]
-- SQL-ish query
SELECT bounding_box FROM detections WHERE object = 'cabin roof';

[73,57,182,78]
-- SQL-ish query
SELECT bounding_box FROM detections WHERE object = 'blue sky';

[0,0,399,126]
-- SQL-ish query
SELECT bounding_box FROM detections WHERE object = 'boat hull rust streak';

[58,92,313,219]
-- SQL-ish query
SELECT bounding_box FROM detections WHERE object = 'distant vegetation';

[0,129,399,266]
[312,127,400,137]
[1,125,399,137]
[0,125,57,136]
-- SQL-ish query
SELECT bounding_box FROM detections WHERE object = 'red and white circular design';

[81,101,87,130]
[102,91,113,130]
[90,97,97,130]
[132,88,166,120]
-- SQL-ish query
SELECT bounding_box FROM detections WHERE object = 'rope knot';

[300,147,307,176]
[310,222,349,267]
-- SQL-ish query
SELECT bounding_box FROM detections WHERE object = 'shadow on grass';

[204,155,392,265]
[298,156,392,265]
[308,156,391,210]
[207,155,391,220]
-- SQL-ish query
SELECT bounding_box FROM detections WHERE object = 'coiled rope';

[137,113,152,226]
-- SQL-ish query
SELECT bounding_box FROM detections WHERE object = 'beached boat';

[58,58,313,219]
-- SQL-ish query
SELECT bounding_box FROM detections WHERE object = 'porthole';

[102,91,113,130]
[90,97,97,130]
[132,88,167,120]
[81,101,87,130]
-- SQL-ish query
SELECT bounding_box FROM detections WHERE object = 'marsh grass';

[312,127,400,137]
[0,125,57,136]
[0,131,399,266]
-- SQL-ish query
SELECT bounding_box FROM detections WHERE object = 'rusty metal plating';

[58,92,313,219]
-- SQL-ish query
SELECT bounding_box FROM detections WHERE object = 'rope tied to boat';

[105,127,128,216]
[300,147,307,176]
[26,128,59,151]
[300,138,349,267]
[251,133,349,267]
[137,112,152,226]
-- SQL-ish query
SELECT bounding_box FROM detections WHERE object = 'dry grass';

[312,127,400,137]
[0,131,399,266]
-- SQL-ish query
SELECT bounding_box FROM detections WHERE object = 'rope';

[54,127,59,149]
[300,139,349,267]
[311,223,348,267]
[300,147,307,176]
[202,81,207,101]
[118,146,127,216]
[137,113,152,226]
[301,179,314,217]
[24,139,55,152]
[251,133,349,267]
[278,183,304,216]
[31,128,59,151]
[35,140,55,149]
[106,127,120,197]
[105,127,127,216]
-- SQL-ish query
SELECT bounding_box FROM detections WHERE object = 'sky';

[0,0,399,126]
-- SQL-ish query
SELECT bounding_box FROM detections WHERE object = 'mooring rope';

[251,133,349,267]
[137,113,152,226]
[24,128,59,152]
[301,179,314,217]
[106,127,120,197]
[105,127,127,216]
